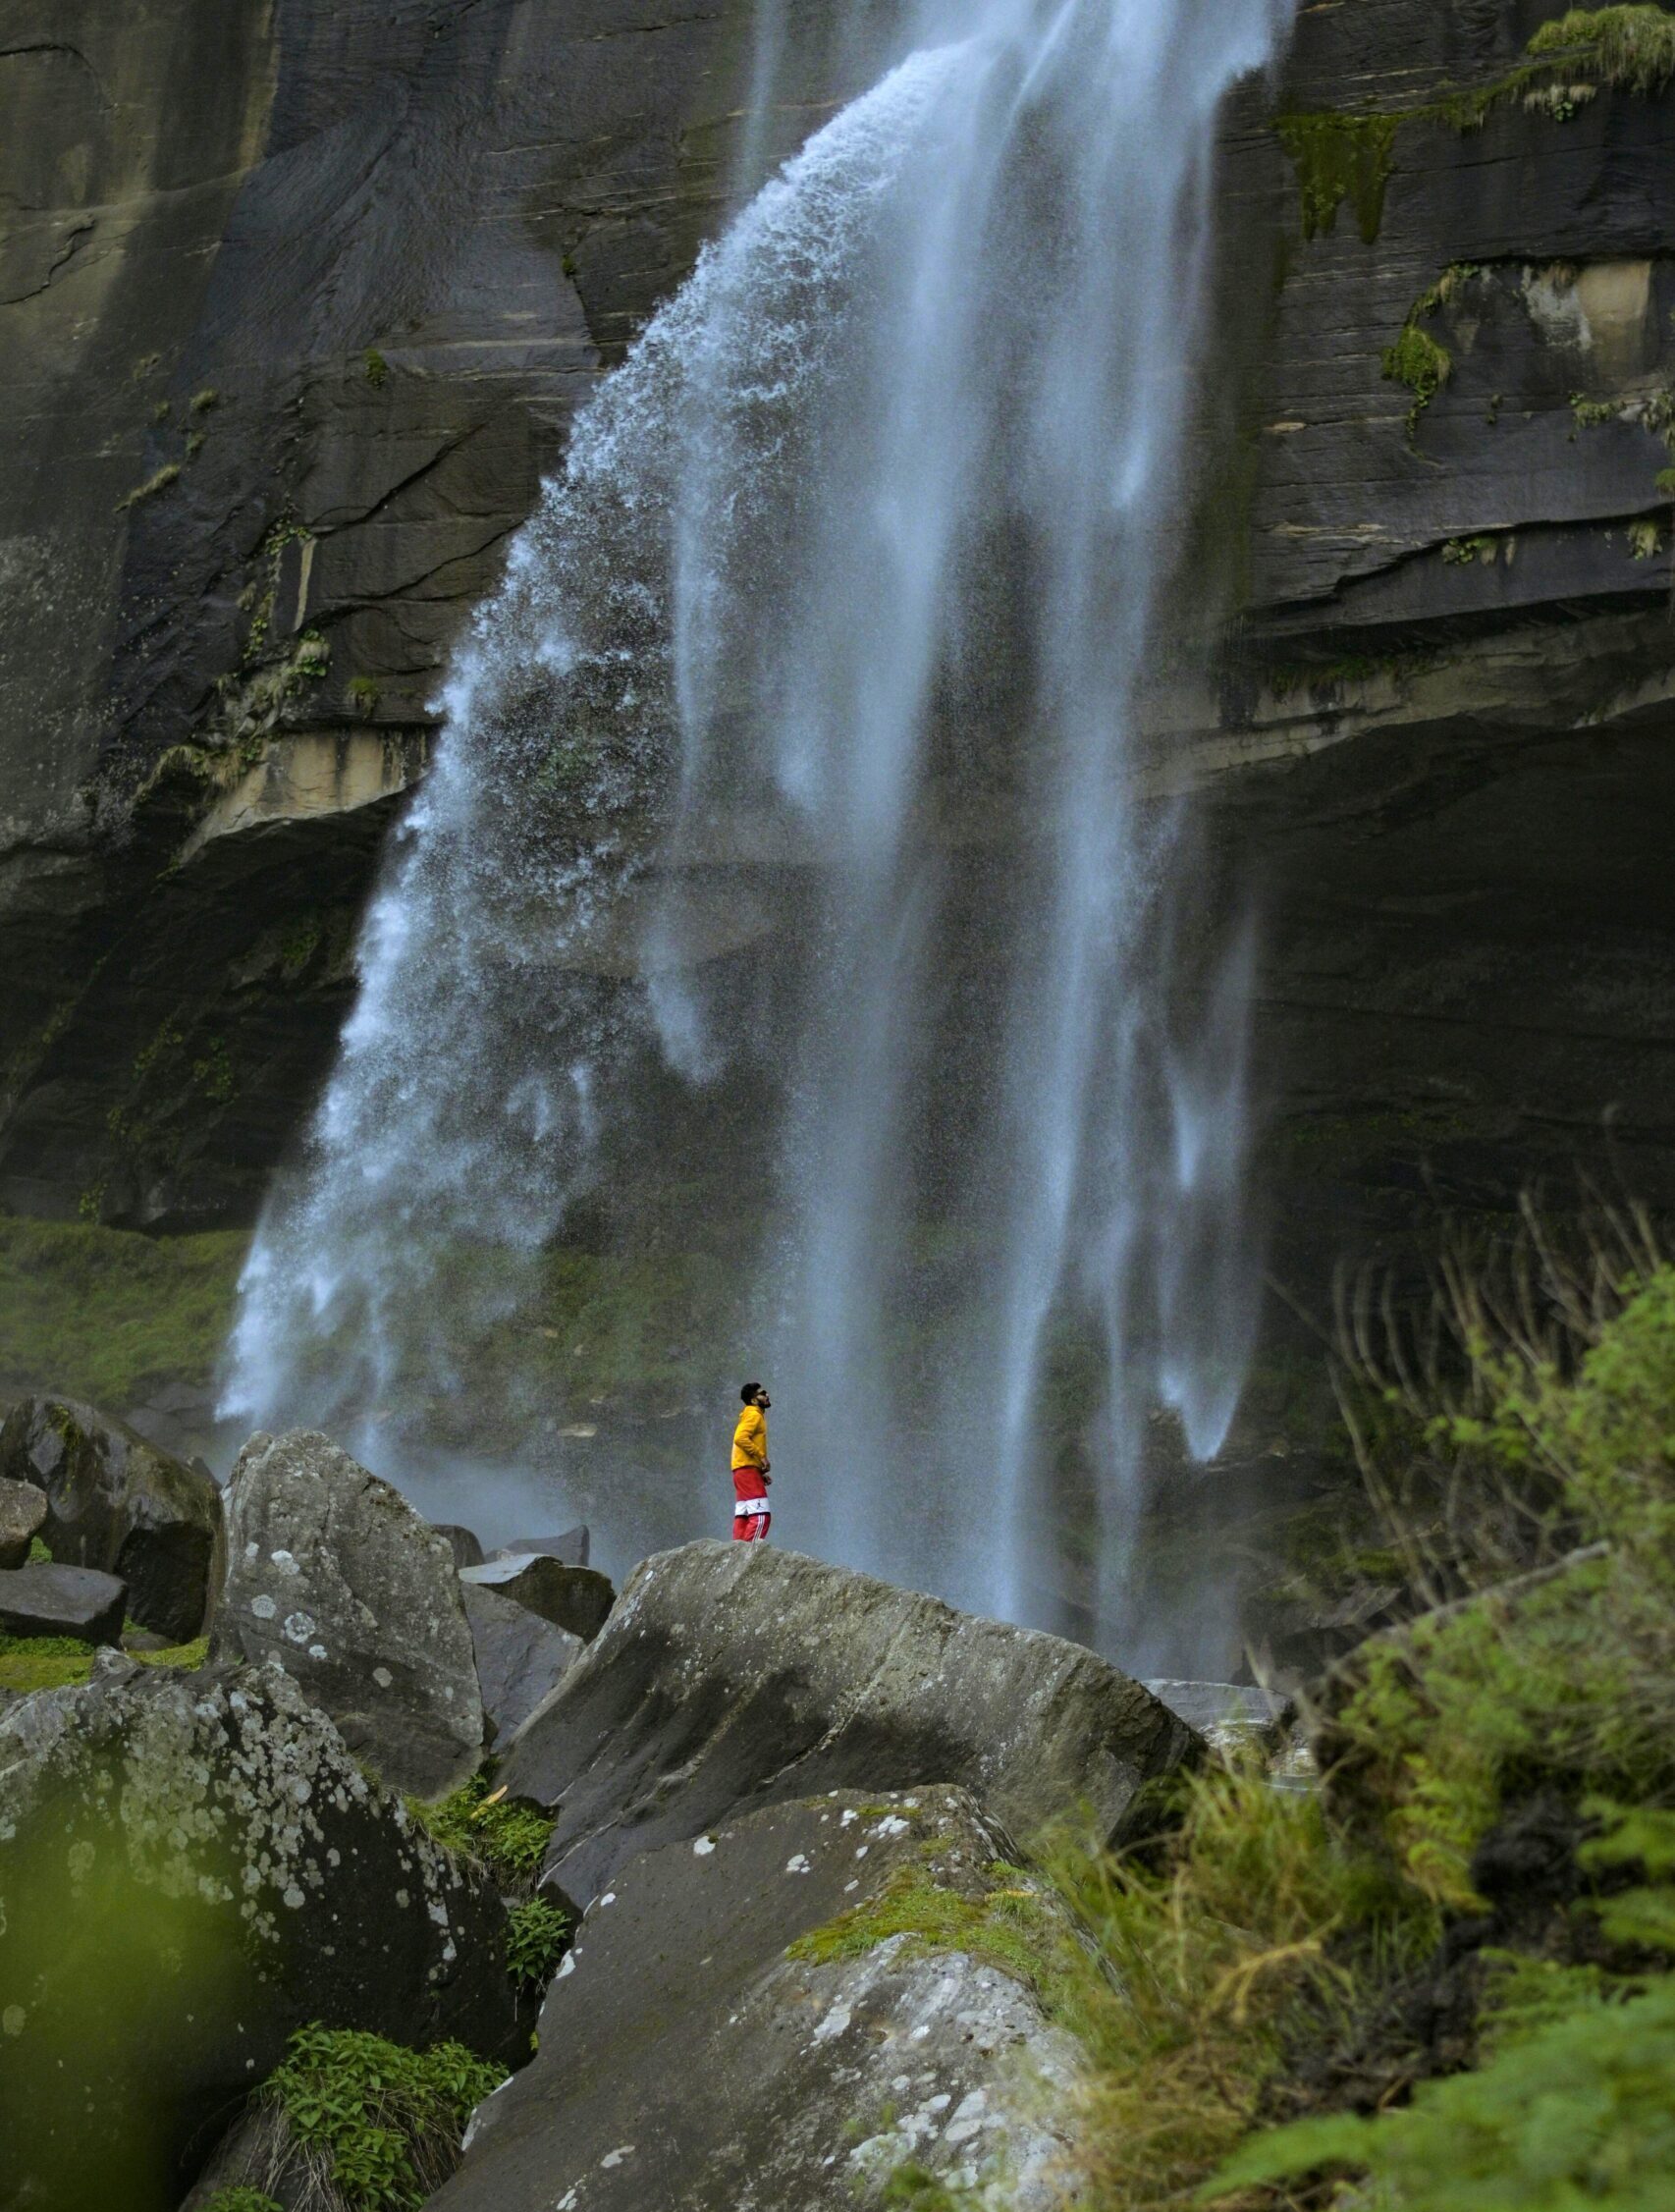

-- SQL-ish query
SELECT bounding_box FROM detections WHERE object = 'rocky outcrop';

[0,1650,517,2211]
[211,1430,483,1797]
[459,1554,616,1643]
[461,1581,584,1747]
[501,1541,1199,1906]
[432,1786,1085,2212]
[0,1558,127,1644]
[0,1474,47,1569]
[0,1395,223,1639]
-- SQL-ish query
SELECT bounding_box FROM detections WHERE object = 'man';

[731,1381,772,1541]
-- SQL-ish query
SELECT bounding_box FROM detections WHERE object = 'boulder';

[0,1474,47,1570]
[500,1541,1200,1905]
[437,1523,487,1570]
[489,1526,590,1567]
[211,1430,483,1799]
[459,1555,616,1643]
[1146,1680,1288,1756]
[0,1559,128,1645]
[0,1651,518,2212]
[430,1786,1084,2212]
[0,1396,224,1640]
[462,1582,585,1746]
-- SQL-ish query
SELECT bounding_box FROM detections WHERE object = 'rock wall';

[3,0,1672,1326]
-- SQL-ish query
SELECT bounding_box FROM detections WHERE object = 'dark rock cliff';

[2,0,1671,1332]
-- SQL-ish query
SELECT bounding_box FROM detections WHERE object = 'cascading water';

[226,0,1293,1669]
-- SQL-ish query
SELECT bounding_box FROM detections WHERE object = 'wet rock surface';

[0,1651,516,2209]
[0,1473,47,1570]
[501,1541,1199,1904]
[211,1430,483,1798]
[431,1785,1084,2212]
[459,1554,616,1643]
[462,1581,584,1747]
[0,1558,127,1645]
[0,1397,223,1640]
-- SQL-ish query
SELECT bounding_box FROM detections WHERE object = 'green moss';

[505,1897,569,1989]
[198,2192,285,2212]
[0,1633,207,1697]
[1273,112,1398,243]
[0,1213,247,1405]
[27,1535,51,1564]
[1383,321,1453,435]
[1527,6,1675,91]
[189,387,221,414]
[114,462,181,514]
[1628,516,1665,558]
[278,911,326,980]
[364,349,389,389]
[348,674,382,717]
[263,2024,500,2211]
[1442,534,1498,566]
[789,1860,1100,2033]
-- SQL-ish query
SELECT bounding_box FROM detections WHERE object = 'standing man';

[731,1382,772,1541]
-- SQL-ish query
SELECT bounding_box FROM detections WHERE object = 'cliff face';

[3,0,1672,1288]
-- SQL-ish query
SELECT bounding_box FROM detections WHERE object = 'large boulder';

[0,1475,47,1570]
[430,1786,1084,2212]
[459,1555,616,1643]
[0,1651,518,2212]
[0,1396,223,1640]
[501,1541,1199,1905]
[0,1559,128,1645]
[211,1430,483,1798]
[461,1582,585,1747]
[488,1526,590,1566]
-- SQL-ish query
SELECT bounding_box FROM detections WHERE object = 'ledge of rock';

[0,1651,518,2210]
[501,1540,1200,1905]
[0,1397,224,1641]
[431,1785,1084,2212]
[0,1559,128,1646]
[210,1430,483,1798]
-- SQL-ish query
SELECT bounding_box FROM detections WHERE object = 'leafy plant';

[198,2192,284,2212]
[405,1770,556,1890]
[504,1897,569,1990]
[1527,6,1675,92]
[263,2024,500,2212]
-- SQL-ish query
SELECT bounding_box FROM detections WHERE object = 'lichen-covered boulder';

[211,1430,484,1798]
[0,1558,128,1644]
[501,1540,1200,1905]
[462,1581,585,1747]
[430,1787,1085,2212]
[0,1396,224,1639]
[0,1652,518,2212]
[0,1473,47,1570]
[459,1554,616,1642]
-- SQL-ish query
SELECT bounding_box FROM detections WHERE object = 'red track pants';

[731,1472,771,1542]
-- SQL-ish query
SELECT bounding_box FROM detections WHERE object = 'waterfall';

[225,0,1293,1667]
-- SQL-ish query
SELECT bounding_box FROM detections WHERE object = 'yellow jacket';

[732,1403,768,1473]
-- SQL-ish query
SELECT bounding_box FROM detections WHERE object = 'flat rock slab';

[463,1582,584,1745]
[0,1559,127,1645]
[0,1397,223,1640]
[501,1540,1199,1905]
[0,1474,47,1570]
[211,1430,483,1799]
[431,1786,1083,2212]
[459,1555,615,1642]
[0,1653,517,2210]
[489,1526,589,1566]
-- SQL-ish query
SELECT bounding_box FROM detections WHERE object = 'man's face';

[757,1388,772,1410]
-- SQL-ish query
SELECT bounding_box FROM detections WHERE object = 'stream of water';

[225,0,1293,1666]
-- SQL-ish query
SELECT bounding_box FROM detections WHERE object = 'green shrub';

[263,2024,500,2212]
[505,1897,569,1990]
[405,1770,556,1890]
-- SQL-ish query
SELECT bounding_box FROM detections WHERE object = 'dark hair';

[740,1382,763,1405]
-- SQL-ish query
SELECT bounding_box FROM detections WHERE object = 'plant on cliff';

[114,462,182,513]
[504,1897,569,1991]
[1383,323,1452,436]
[259,2024,499,2212]
[405,1769,556,1893]
[1527,7,1675,92]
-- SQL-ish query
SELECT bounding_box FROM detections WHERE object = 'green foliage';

[1273,112,1397,242]
[264,2024,500,2211]
[1442,534,1497,566]
[114,462,181,513]
[0,1212,247,1406]
[1203,1977,1675,2210]
[406,1770,556,1889]
[1527,7,1675,91]
[364,348,389,388]
[881,2162,963,2209]
[348,674,382,716]
[504,1897,569,1990]
[189,387,221,413]
[198,2194,283,2212]
[1628,516,1665,560]
[27,1534,51,1563]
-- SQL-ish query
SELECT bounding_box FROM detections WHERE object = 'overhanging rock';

[500,1540,1200,1904]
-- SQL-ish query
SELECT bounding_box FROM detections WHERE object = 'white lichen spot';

[844,1879,860,1894]
[784,1853,811,1875]
[2,2005,25,2037]
[600,2146,635,2170]
[396,1889,410,1909]
[598,1891,617,1908]
[556,1953,576,1980]
[283,1886,305,1910]
[372,1666,393,1689]
[250,1594,278,1622]
[692,1836,715,1857]
[812,2001,852,2046]
[308,1645,328,1660]
[283,1613,317,1646]
[873,1815,910,1839]
[269,1549,300,1576]
[839,1808,858,1827]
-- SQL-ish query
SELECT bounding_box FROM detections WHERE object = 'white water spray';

[227,0,1291,1663]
